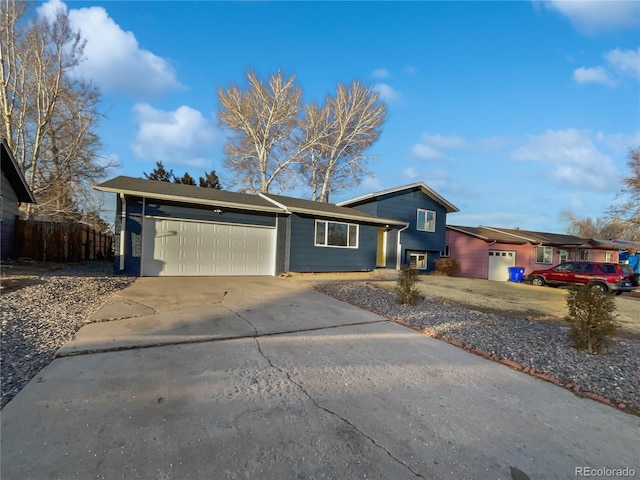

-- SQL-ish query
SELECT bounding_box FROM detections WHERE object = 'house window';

[410,253,427,270]
[314,220,358,248]
[604,251,612,262]
[416,209,436,232]
[536,246,553,264]
[440,244,451,257]
[579,249,589,261]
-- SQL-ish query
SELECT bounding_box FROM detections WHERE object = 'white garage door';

[142,217,276,276]
[488,250,516,281]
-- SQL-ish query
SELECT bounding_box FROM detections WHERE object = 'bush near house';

[433,258,460,277]
[565,286,618,354]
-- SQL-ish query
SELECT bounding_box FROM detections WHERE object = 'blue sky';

[36,0,640,233]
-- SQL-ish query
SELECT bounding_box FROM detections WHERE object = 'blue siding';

[115,195,143,276]
[288,214,378,272]
[351,188,449,271]
[275,214,290,274]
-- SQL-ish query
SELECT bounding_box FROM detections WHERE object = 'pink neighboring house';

[445,225,620,281]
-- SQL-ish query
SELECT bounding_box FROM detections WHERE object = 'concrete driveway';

[1,277,638,480]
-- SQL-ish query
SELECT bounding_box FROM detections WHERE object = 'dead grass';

[290,270,640,341]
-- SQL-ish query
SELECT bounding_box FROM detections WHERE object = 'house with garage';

[94,176,426,277]
[445,225,621,281]
[337,182,460,272]
[1,138,36,260]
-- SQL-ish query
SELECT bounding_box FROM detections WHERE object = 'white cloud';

[402,167,419,180]
[596,131,640,152]
[605,48,640,78]
[38,0,182,98]
[410,132,467,161]
[132,104,219,169]
[403,65,416,74]
[541,0,640,34]
[420,133,467,150]
[372,68,389,79]
[573,48,640,87]
[410,144,443,161]
[373,83,400,104]
[511,128,619,191]
[358,176,383,193]
[573,66,615,86]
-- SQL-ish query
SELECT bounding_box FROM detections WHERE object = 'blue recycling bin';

[508,267,525,282]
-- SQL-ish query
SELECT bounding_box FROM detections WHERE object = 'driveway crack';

[222,303,425,479]
[256,338,425,479]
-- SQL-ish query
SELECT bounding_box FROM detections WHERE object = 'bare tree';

[562,210,630,239]
[297,80,386,202]
[0,0,26,145]
[218,69,302,194]
[1,1,112,220]
[608,146,640,239]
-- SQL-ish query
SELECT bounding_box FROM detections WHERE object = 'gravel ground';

[313,281,640,413]
[1,262,134,409]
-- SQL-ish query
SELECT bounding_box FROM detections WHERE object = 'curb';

[385,316,636,416]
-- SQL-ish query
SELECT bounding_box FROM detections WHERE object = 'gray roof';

[490,227,587,246]
[95,176,408,226]
[337,182,459,213]
[1,139,36,204]
[262,193,407,225]
[447,225,528,244]
[95,176,282,213]
[448,224,590,246]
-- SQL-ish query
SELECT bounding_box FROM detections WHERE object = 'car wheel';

[531,276,545,287]
[589,283,608,293]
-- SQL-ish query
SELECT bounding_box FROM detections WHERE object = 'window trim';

[604,251,612,262]
[314,219,359,249]
[535,245,554,264]
[579,249,589,261]
[440,244,451,257]
[410,252,428,270]
[416,208,436,232]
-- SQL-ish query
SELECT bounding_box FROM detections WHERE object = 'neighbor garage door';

[488,250,516,281]
[142,217,276,276]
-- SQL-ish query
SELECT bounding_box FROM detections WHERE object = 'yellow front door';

[376,229,387,267]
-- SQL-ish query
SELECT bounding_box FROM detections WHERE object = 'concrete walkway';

[1,277,638,480]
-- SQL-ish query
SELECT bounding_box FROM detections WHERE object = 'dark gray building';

[1,139,36,260]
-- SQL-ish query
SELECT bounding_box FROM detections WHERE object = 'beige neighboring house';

[1,139,36,260]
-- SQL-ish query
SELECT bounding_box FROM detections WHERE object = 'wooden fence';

[13,217,113,263]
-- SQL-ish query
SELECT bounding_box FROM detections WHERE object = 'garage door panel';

[488,250,516,281]
[143,218,275,276]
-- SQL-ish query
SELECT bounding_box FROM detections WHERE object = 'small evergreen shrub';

[433,258,460,276]
[565,286,618,354]
[396,265,421,306]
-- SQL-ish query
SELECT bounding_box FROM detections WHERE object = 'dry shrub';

[396,265,421,306]
[565,286,618,354]
[433,258,460,276]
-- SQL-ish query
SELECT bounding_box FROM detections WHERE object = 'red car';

[529,262,638,295]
